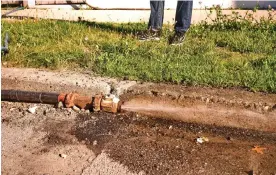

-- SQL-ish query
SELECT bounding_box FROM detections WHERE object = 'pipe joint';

[101,95,121,113]
[2,90,122,113]
[60,93,121,113]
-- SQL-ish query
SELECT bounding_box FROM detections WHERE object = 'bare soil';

[1,68,276,175]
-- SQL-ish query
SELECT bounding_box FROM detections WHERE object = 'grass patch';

[1,11,276,92]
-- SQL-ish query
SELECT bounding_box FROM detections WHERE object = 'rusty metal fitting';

[93,94,102,112]
[1,89,121,113]
[100,95,121,113]
[61,92,121,113]
[64,92,80,108]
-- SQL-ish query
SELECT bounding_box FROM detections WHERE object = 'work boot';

[168,31,186,45]
[138,29,161,41]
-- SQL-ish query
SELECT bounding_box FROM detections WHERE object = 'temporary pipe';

[1,90,121,113]
[1,90,59,104]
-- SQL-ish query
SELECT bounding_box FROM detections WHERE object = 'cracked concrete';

[1,68,137,96]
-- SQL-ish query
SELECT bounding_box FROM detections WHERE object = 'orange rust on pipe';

[93,94,102,112]
[1,90,121,113]
[63,92,92,109]
[58,93,66,102]
[64,93,77,108]
[72,95,94,109]
[59,92,121,113]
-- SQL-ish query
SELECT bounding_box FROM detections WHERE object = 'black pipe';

[1,90,60,104]
[1,33,9,55]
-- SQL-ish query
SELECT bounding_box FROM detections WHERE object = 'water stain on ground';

[2,100,276,175]
[71,112,276,175]
[37,119,78,149]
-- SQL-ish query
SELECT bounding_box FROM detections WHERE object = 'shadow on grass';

[77,20,148,35]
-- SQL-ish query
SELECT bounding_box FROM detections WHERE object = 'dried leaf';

[252,146,267,154]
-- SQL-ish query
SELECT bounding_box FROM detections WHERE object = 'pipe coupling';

[60,93,121,113]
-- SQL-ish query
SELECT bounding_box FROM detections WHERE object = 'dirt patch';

[72,112,276,175]
[1,102,95,175]
[124,83,276,113]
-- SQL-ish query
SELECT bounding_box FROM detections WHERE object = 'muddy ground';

[1,68,276,175]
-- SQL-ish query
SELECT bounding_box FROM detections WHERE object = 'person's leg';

[169,0,193,45]
[148,1,165,31]
[138,1,164,40]
[174,0,193,33]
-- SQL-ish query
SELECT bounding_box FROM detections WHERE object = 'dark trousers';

[148,0,193,33]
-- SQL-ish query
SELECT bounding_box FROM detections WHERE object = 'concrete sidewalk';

[1,9,274,24]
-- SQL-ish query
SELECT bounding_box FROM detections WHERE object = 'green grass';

[1,16,276,92]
